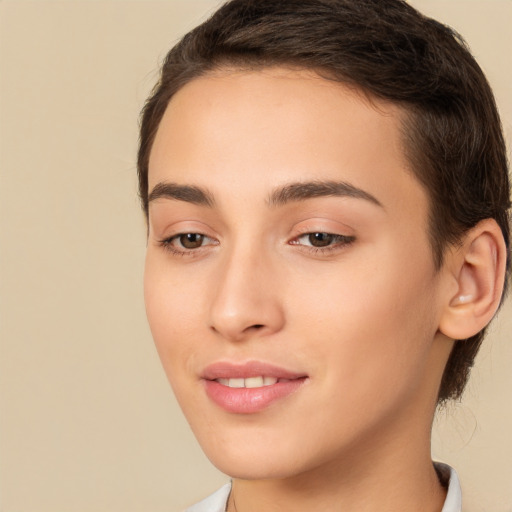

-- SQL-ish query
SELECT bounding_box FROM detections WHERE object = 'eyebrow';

[147,179,382,210]
[148,182,215,208]
[268,180,383,208]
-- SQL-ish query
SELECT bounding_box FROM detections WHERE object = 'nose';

[208,246,285,342]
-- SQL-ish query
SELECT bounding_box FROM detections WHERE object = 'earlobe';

[439,219,507,340]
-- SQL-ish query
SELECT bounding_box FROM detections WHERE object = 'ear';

[439,219,507,340]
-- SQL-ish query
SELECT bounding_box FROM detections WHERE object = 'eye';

[290,231,355,251]
[303,232,335,247]
[159,232,218,255]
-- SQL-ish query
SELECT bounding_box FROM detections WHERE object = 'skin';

[144,67,467,511]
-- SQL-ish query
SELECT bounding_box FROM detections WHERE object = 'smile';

[202,361,308,413]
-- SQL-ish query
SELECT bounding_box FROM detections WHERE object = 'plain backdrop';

[0,1,511,511]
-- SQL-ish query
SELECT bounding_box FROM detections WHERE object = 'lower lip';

[204,378,307,414]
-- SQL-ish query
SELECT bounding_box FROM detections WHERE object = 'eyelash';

[158,232,355,257]
[289,232,355,254]
[159,233,218,257]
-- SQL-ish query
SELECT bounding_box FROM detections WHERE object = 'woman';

[138,1,510,510]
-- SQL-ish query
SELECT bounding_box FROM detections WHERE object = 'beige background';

[0,1,510,511]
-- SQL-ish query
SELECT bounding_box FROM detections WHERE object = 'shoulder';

[183,482,232,512]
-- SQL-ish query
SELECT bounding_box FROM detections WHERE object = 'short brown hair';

[137,0,511,402]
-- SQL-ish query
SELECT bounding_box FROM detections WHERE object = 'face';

[144,68,450,480]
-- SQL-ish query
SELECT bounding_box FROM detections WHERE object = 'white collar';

[437,462,462,512]
[184,482,231,512]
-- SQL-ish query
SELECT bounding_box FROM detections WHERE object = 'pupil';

[180,233,204,249]
[309,232,333,247]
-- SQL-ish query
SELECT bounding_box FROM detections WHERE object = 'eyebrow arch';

[268,180,383,208]
[148,182,215,208]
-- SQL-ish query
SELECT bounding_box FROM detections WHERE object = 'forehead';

[149,67,429,230]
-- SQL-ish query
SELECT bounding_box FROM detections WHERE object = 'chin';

[210,452,303,481]
[195,428,316,481]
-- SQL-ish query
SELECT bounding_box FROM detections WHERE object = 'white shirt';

[183,463,462,512]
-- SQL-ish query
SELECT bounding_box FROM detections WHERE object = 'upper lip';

[201,361,307,380]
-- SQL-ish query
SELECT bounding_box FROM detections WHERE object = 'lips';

[202,361,308,414]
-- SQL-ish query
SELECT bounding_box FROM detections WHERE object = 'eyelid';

[150,213,216,235]
[291,219,354,239]
[288,221,356,254]
[155,218,220,258]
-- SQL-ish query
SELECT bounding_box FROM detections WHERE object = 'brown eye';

[179,233,205,249]
[308,232,334,247]
[291,232,355,252]
[160,232,217,256]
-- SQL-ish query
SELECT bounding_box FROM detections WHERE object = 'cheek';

[287,246,439,396]
[143,254,202,378]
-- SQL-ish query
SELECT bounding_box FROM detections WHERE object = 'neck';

[228,414,446,512]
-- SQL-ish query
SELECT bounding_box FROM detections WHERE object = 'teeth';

[216,376,279,388]
[229,378,245,388]
[245,376,264,388]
